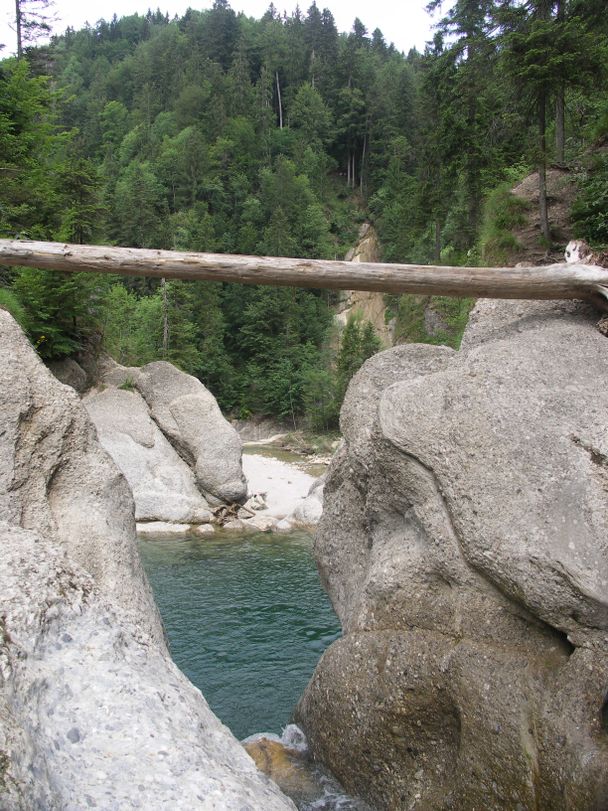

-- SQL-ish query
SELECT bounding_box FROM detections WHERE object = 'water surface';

[139,530,340,740]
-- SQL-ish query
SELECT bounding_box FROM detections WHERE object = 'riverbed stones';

[85,388,212,525]
[0,311,295,811]
[296,299,608,810]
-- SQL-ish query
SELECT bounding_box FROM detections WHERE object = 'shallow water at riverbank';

[139,529,340,740]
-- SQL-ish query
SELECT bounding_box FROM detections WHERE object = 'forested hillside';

[1,0,607,425]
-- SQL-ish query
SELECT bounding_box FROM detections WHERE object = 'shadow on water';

[138,530,339,740]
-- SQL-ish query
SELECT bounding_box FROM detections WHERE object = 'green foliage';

[118,376,136,391]
[335,314,381,406]
[0,287,30,331]
[12,269,106,359]
[2,2,607,426]
[101,283,163,366]
[479,181,530,264]
[572,156,608,244]
[390,295,474,350]
[0,59,59,239]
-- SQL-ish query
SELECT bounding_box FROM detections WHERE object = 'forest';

[1,0,607,427]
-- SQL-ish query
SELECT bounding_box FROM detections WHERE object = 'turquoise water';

[139,530,341,741]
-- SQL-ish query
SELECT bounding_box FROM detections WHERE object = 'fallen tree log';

[0,239,607,310]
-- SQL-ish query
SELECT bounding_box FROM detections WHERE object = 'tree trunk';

[275,71,283,130]
[346,150,351,188]
[434,219,442,263]
[555,87,565,166]
[2,239,607,310]
[538,92,551,244]
[360,133,367,195]
[15,0,22,58]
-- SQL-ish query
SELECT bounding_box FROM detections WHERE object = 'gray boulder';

[0,310,161,644]
[47,357,88,392]
[0,521,295,811]
[85,388,212,525]
[296,300,608,810]
[136,361,247,504]
[290,476,325,526]
[0,311,294,811]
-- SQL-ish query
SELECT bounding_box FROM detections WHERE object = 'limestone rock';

[0,523,294,811]
[296,299,608,810]
[47,357,88,392]
[85,388,212,525]
[0,311,294,810]
[0,309,161,644]
[290,476,325,526]
[136,361,247,504]
[136,521,193,536]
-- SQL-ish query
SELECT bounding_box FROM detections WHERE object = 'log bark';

[0,239,607,310]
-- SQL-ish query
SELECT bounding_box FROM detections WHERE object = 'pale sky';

[1,0,437,58]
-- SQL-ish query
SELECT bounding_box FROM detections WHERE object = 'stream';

[139,528,339,740]
[139,445,373,810]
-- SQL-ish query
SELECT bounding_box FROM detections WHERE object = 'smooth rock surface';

[136,361,247,504]
[0,312,294,811]
[0,523,295,811]
[0,309,161,644]
[290,476,325,527]
[85,388,212,525]
[296,299,608,810]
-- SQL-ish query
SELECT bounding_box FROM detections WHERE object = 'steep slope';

[335,223,393,347]
[296,297,608,810]
[0,310,294,811]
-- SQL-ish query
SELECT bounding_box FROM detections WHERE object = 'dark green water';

[139,530,341,741]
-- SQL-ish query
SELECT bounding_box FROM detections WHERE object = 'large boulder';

[296,299,608,810]
[0,310,161,644]
[85,388,212,525]
[136,361,247,504]
[0,311,294,811]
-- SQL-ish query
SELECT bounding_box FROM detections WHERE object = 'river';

[138,446,373,810]
[139,528,340,740]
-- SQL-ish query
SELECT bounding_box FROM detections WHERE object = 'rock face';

[83,356,248,527]
[0,311,294,811]
[336,223,393,348]
[135,361,247,505]
[47,357,88,392]
[296,299,608,810]
[85,388,212,525]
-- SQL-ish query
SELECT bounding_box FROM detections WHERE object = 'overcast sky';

[1,0,438,58]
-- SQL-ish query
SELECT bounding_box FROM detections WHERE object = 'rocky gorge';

[60,353,324,537]
[2,288,608,810]
[0,309,295,810]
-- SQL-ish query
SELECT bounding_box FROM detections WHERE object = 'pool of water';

[139,530,341,741]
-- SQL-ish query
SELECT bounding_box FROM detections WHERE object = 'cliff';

[296,298,608,810]
[0,310,294,811]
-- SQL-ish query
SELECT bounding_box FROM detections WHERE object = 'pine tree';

[14,0,55,58]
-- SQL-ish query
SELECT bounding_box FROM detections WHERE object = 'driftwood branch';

[0,239,607,310]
